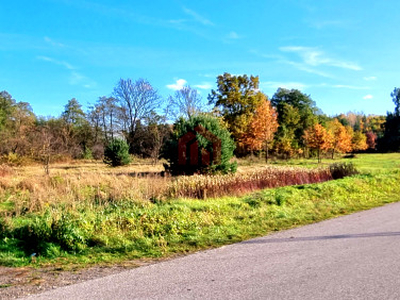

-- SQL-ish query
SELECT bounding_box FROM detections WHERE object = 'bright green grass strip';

[269,153,400,174]
[1,170,400,267]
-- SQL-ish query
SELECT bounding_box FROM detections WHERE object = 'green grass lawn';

[268,153,400,174]
[0,153,399,268]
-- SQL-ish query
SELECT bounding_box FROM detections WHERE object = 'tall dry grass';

[167,165,333,199]
[0,160,336,216]
[0,161,168,215]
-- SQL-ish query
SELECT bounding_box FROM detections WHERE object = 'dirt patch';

[0,259,158,299]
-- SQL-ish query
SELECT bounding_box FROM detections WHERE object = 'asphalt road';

[23,202,400,300]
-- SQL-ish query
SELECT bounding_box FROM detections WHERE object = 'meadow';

[0,153,399,268]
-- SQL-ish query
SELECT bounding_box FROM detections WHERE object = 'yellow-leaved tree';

[303,123,333,163]
[352,131,368,152]
[327,119,353,158]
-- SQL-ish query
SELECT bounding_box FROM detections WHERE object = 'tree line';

[0,73,398,167]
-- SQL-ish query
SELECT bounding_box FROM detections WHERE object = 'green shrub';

[329,162,359,179]
[12,212,87,255]
[163,115,236,175]
[103,138,131,167]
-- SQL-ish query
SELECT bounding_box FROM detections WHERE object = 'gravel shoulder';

[0,259,163,299]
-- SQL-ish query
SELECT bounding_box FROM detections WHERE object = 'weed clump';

[329,162,359,179]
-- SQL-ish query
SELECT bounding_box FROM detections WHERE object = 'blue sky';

[1,0,399,117]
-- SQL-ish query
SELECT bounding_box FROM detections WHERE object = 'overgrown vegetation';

[1,77,400,269]
[0,154,399,267]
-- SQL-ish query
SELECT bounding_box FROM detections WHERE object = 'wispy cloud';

[37,56,75,70]
[167,79,187,90]
[280,46,362,71]
[261,81,308,91]
[284,60,333,78]
[363,94,374,100]
[332,84,369,90]
[363,76,377,81]
[69,71,97,88]
[309,20,350,30]
[194,82,213,90]
[44,36,65,48]
[182,7,214,26]
[37,55,96,88]
[226,31,240,39]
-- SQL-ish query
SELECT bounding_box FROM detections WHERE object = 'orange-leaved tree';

[327,119,353,158]
[241,95,279,162]
[303,123,333,163]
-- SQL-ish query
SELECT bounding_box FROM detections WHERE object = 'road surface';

[23,202,400,299]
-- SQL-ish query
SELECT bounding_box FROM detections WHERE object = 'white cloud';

[363,94,374,100]
[261,81,308,91]
[363,76,377,81]
[167,79,187,90]
[194,83,213,90]
[280,46,362,71]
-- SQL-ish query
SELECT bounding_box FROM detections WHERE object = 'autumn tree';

[352,131,368,152]
[303,123,332,163]
[241,94,279,162]
[327,119,353,158]
[365,131,377,150]
[208,73,262,154]
[168,85,203,120]
[113,78,161,152]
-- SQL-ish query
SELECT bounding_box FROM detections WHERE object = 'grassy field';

[0,153,399,268]
[267,153,400,174]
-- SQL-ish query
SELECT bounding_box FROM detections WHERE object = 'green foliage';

[163,114,236,175]
[2,167,400,267]
[103,138,131,167]
[379,88,400,152]
[391,87,400,117]
[271,88,320,149]
[8,211,87,256]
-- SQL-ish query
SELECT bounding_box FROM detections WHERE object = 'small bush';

[12,212,87,255]
[329,162,359,179]
[163,115,236,175]
[104,138,131,167]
